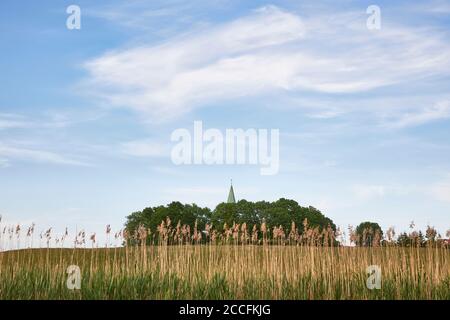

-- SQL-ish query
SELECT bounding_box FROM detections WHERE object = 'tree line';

[125,200,449,247]
[125,198,336,245]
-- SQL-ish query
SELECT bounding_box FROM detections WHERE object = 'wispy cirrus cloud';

[0,111,105,167]
[81,5,450,122]
[0,143,90,167]
[0,110,103,130]
[0,113,32,130]
[352,184,418,201]
[411,0,450,14]
[120,139,169,158]
[384,100,450,128]
[86,0,205,32]
[82,6,306,120]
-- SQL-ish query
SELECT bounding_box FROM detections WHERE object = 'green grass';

[0,246,449,300]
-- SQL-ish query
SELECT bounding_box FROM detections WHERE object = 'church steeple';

[227,179,236,204]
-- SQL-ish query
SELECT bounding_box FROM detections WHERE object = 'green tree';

[396,231,425,247]
[125,198,337,244]
[355,222,383,246]
[125,202,211,240]
[210,203,239,230]
[396,232,410,247]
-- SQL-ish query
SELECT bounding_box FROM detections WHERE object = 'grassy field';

[0,244,449,300]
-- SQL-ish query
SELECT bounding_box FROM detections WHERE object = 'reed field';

[0,220,449,300]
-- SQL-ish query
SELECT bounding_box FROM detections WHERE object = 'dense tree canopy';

[125,202,211,238]
[125,198,336,244]
[211,198,335,233]
[355,221,383,246]
[396,231,425,247]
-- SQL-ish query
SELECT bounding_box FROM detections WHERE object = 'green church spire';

[227,179,236,204]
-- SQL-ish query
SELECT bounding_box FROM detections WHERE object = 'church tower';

[227,180,236,204]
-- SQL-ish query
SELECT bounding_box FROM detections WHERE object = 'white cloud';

[0,144,89,166]
[82,6,450,122]
[0,113,32,130]
[306,110,344,119]
[352,184,417,201]
[414,0,450,14]
[87,0,208,33]
[385,100,450,128]
[120,139,169,157]
[0,111,101,130]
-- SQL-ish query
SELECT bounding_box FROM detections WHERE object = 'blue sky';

[1,0,449,243]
